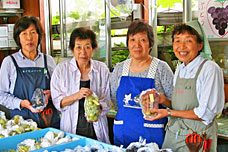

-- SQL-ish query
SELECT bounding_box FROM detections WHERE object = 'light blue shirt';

[0,50,56,110]
[174,55,224,125]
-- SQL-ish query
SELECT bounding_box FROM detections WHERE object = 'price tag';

[149,94,154,103]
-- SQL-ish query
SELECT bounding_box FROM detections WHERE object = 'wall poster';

[199,0,228,38]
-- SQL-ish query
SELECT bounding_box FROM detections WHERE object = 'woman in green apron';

[146,21,224,152]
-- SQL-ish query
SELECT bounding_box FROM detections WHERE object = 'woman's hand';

[20,99,44,113]
[75,88,93,100]
[159,93,172,108]
[60,87,93,108]
[43,90,51,105]
[144,108,168,121]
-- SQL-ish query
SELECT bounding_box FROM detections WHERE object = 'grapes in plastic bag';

[140,89,160,119]
[84,92,100,122]
[30,88,46,110]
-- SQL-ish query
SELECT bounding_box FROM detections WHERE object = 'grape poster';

[199,0,228,38]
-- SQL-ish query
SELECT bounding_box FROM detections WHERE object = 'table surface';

[217,117,228,140]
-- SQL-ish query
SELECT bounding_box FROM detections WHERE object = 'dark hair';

[127,20,154,49]
[69,27,97,50]
[172,23,203,44]
[13,16,43,49]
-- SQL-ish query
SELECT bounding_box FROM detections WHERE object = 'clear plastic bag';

[30,88,46,110]
[84,92,100,121]
[140,89,160,119]
[126,137,172,152]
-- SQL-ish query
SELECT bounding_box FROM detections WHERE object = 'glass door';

[51,0,106,63]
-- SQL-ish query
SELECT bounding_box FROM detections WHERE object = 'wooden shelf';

[0,47,18,51]
[0,8,24,17]
[112,47,128,51]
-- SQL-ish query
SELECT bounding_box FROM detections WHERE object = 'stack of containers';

[0,24,17,48]
[0,0,20,9]
[0,25,9,48]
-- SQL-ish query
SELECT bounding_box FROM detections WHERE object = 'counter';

[107,112,228,142]
[217,117,228,140]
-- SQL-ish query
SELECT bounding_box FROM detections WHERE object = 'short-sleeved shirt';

[110,57,174,111]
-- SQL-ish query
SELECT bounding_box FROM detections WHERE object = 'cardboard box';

[0,0,20,9]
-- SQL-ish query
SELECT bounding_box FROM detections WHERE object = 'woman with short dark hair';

[13,16,43,49]
[51,27,111,143]
[110,20,173,148]
[0,16,60,128]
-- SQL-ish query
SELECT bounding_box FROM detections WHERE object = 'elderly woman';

[51,27,111,143]
[147,21,224,152]
[110,20,174,148]
[0,16,60,128]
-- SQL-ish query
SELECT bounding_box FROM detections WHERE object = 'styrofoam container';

[38,138,119,152]
[0,127,84,152]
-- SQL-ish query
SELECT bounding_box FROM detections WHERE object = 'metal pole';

[44,0,52,55]
[63,0,67,57]
[149,0,157,57]
[105,0,112,70]
[59,0,65,57]
[183,0,192,23]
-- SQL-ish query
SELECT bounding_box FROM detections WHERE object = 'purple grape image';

[208,5,228,36]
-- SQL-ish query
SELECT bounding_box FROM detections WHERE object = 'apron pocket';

[143,121,166,148]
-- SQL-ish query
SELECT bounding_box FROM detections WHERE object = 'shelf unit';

[0,8,24,23]
[0,8,23,54]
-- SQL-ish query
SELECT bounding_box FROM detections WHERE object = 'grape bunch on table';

[208,5,228,36]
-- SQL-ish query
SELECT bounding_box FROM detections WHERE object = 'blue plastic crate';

[0,127,84,152]
[36,138,120,152]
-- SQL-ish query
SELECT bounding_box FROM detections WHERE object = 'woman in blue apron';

[0,16,60,128]
[110,20,174,148]
[146,21,224,152]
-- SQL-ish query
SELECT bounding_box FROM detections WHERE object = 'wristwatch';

[167,108,171,117]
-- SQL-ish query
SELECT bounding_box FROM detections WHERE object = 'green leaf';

[68,11,80,20]
[52,13,60,25]
[111,30,116,36]
[215,0,227,2]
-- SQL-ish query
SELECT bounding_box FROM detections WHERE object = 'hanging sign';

[0,0,20,8]
[198,0,228,38]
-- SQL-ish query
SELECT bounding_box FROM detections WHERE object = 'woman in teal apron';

[146,21,224,152]
[0,16,60,128]
[111,20,174,148]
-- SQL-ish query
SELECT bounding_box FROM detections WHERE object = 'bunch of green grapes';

[85,96,99,121]
[17,145,30,152]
